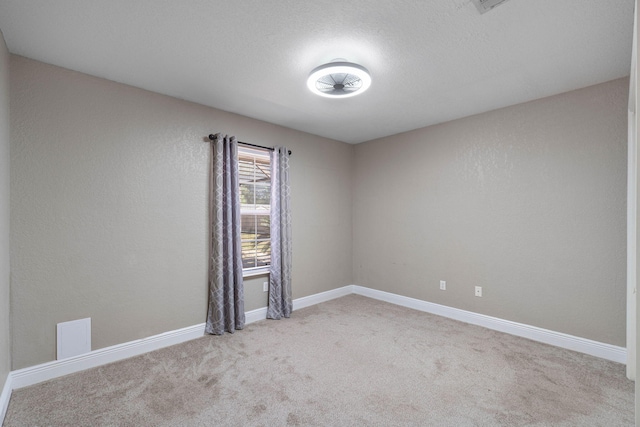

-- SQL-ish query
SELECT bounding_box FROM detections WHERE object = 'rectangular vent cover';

[57,318,91,360]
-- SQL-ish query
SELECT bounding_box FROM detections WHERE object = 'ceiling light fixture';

[307,61,371,98]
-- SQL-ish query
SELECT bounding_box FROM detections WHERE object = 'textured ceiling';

[0,0,634,144]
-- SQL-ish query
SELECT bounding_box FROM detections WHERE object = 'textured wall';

[0,30,10,388]
[8,53,628,371]
[353,78,628,346]
[10,55,353,369]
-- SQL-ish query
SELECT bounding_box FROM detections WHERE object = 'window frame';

[237,145,272,276]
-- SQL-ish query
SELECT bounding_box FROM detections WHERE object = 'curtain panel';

[267,146,292,319]
[205,134,246,334]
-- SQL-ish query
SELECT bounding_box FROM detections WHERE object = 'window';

[238,146,271,272]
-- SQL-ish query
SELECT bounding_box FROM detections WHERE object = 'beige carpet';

[4,295,634,426]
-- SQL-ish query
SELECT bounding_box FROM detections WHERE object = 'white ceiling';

[0,0,634,144]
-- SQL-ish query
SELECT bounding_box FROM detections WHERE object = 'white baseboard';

[4,283,626,407]
[245,307,268,325]
[246,286,352,323]
[292,285,354,311]
[0,373,11,423]
[352,285,627,364]
[11,323,206,390]
[8,285,354,393]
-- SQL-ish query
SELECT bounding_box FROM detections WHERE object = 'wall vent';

[471,0,511,14]
[57,318,91,360]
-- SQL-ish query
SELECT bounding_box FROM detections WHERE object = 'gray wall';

[0,30,10,388]
[7,52,629,370]
[353,78,628,346]
[10,55,353,369]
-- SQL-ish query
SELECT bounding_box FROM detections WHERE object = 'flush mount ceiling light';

[307,61,371,98]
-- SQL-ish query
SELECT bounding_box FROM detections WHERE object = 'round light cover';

[307,62,371,98]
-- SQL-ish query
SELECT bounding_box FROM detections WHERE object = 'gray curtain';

[206,134,245,334]
[267,147,292,319]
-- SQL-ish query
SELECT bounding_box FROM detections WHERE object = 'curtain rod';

[208,134,292,156]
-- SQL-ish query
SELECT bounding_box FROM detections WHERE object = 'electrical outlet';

[440,280,446,290]
[263,282,268,292]
[475,286,482,297]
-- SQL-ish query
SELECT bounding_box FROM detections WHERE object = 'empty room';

[0,0,639,425]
